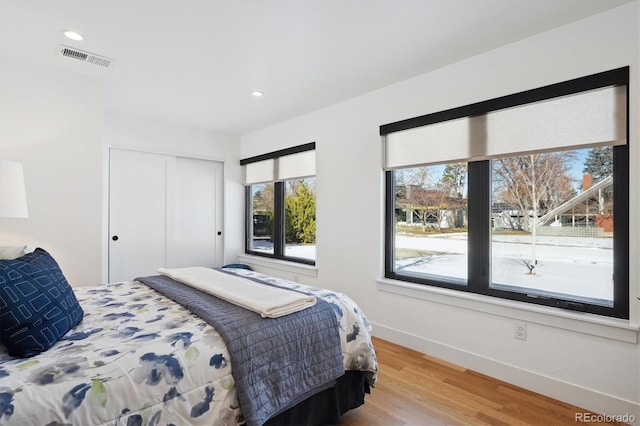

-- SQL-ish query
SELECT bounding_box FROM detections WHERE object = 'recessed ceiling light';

[251,91,264,97]
[63,30,84,41]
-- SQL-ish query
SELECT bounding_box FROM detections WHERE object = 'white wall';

[0,56,104,286]
[0,56,245,286]
[240,2,640,420]
[103,110,244,283]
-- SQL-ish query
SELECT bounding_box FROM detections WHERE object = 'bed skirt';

[265,370,370,426]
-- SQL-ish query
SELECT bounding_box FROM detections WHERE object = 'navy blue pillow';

[0,248,84,357]
[221,263,252,270]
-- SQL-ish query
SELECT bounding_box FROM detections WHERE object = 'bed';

[0,248,378,426]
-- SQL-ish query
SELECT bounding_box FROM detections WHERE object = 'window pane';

[250,183,274,254]
[392,163,468,284]
[284,178,316,261]
[491,147,614,306]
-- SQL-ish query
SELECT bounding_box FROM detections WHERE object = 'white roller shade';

[244,158,274,185]
[385,85,627,169]
[277,149,316,181]
[385,116,470,168]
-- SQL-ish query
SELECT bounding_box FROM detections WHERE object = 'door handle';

[112,235,119,241]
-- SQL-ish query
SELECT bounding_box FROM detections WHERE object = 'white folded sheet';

[157,267,316,318]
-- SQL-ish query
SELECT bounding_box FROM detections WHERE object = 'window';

[382,67,629,318]
[242,143,316,265]
[248,182,275,255]
[391,162,469,285]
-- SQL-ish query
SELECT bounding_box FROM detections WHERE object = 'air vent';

[58,44,113,68]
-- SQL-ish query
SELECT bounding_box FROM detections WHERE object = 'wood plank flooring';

[339,337,625,426]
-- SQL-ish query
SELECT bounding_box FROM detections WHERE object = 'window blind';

[383,78,627,170]
[276,149,316,181]
[242,142,315,185]
[243,159,275,185]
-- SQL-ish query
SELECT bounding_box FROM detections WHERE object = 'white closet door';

[109,149,223,283]
[109,149,170,282]
[171,157,223,269]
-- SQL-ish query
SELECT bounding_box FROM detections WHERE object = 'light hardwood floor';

[339,337,625,426]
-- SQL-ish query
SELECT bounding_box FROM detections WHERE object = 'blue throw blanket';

[136,274,344,426]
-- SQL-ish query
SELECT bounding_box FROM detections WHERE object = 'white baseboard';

[371,322,640,425]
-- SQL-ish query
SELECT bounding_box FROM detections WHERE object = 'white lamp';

[0,160,29,218]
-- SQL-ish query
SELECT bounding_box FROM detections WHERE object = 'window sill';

[377,278,639,343]
[238,254,318,278]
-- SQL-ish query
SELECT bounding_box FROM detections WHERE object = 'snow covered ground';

[252,233,614,303]
[396,233,613,303]
[250,240,316,262]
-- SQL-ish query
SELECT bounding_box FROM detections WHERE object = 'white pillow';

[0,246,27,260]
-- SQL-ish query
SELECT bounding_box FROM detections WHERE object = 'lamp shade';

[0,160,29,218]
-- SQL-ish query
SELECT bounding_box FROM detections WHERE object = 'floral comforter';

[0,269,377,426]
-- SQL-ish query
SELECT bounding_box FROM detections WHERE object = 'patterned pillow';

[0,248,84,357]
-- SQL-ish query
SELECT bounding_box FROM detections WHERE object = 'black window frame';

[382,67,629,319]
[242,143,316,266]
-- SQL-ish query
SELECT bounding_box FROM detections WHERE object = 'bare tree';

[252,182,275,213]
[492,152,576,274]
[396,167,443,230]
[405,167,437,230]
[493,152,575,230]
[396,166,466,231]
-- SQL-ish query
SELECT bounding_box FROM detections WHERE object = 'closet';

[108,148,223,282]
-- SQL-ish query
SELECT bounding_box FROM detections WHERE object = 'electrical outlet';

[514,322,527,341]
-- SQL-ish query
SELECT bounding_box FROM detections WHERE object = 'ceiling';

[0,0,632,136]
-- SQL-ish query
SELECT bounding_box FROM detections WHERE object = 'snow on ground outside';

[395,233,613,302]
[253,233,613,302]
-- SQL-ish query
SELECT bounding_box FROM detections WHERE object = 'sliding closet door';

[109,149,170,282]
[171,157,223,269]
[109,149,223,283]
